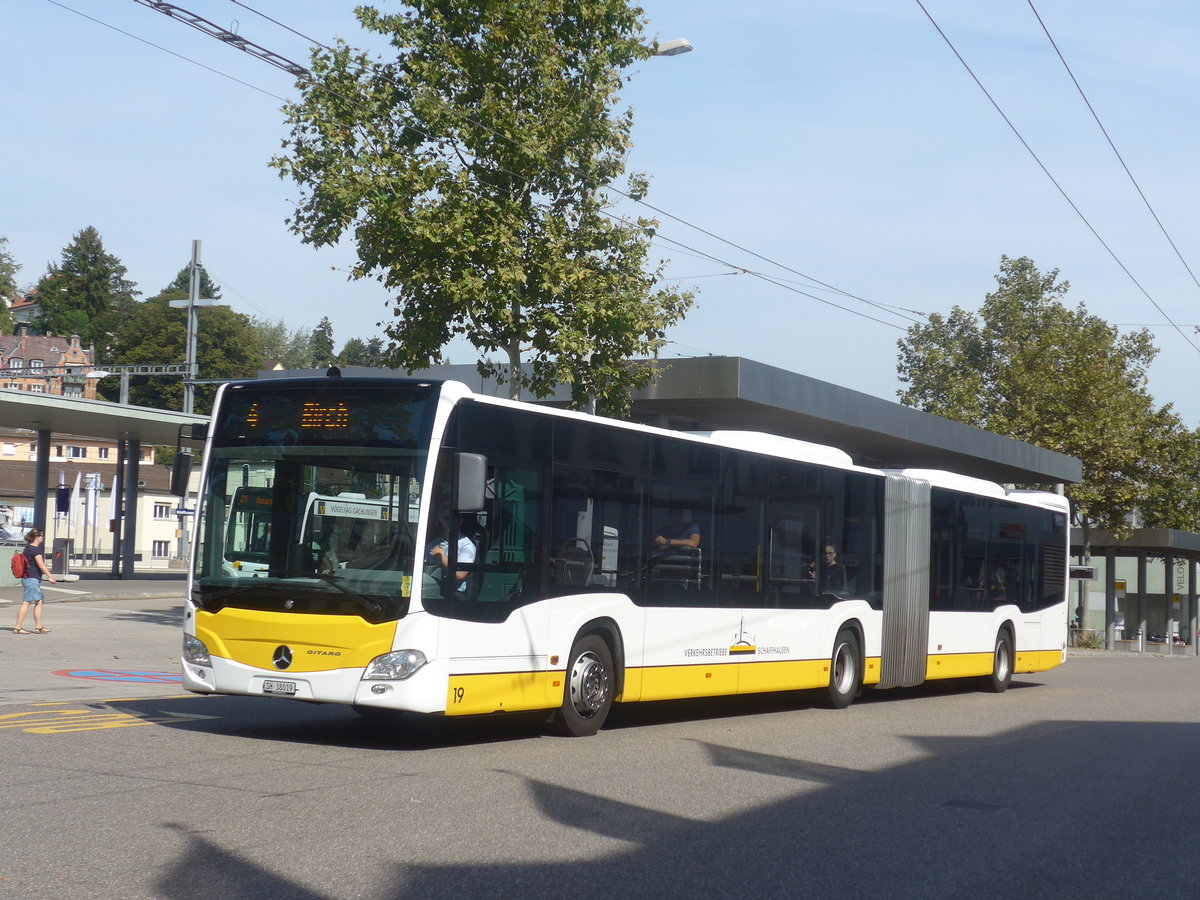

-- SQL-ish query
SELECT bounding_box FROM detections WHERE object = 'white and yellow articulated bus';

[179,373,1070,736]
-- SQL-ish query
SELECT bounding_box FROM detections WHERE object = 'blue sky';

[6,1,1200,425]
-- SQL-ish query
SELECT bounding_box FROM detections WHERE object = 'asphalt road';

[1,594,1198,899]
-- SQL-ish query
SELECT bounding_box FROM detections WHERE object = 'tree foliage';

[0,236,18,334]
[34,226,138,357]
[250,317,318,370]
[272,0,693,414]
[310,316,336,366]
[897,255,1200,540]
[338,336,386,367]
[162,266,222,301]
[106,275,264,414]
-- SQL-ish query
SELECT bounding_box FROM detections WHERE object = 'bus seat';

[554,539,594,587]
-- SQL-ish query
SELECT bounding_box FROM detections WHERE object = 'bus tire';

[984,630,1013,693]
[824,628,861,709]
[553,635,614,737]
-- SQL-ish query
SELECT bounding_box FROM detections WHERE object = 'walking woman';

[13,528,56,634]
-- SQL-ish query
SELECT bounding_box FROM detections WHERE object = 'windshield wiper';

[268,570,385,617]
[197,583,276,605]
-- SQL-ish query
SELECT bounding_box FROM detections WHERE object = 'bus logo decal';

[272,646,293,670]
[729,618,757,655]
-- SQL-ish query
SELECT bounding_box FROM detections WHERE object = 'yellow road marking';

[0,706,217,735]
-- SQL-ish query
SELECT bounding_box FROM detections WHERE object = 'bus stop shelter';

[0,388,205,577]
[1072,527,1200,654]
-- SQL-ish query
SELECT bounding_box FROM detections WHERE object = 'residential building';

[6,290,39,325]
[0,327,104,399]
[0,428,189,569]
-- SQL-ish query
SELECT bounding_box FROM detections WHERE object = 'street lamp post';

[652,38,693,56]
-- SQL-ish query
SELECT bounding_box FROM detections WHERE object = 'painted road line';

[0,709,159,733]
[53,669,183,684]
[0,705,218,734]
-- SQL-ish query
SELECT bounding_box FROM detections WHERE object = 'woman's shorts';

[21,577,43,605]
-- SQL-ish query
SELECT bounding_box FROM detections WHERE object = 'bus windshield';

[192,381,437,622]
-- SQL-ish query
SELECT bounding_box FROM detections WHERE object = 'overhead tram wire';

[648,231,913,331]
[69,0,917,333]
[914,0,1200,357]
[211,0,918,327]
[588,203,924,328]
[637,241,926,319]
[205,272,278,321]
[44,0,287,101]
[1026,0,1200,297]
[120,0,914,330]
[227,0,325,48]
[651,249,926,322]
[127,0,308,77]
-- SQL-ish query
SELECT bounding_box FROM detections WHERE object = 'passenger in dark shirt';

[654,508,700,552]
[808,543,845,592]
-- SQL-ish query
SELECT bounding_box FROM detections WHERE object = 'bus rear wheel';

[553,635,614,737]
[984,630,1013,693]
[824,628,861,709]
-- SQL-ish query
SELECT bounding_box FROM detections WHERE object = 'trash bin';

[51,538,72,576]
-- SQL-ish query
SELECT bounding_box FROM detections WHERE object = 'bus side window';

[768,459,821,608]
[549,467,644,596]
[474,465,542,603]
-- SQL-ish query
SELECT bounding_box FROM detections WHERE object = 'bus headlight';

[363,649,427,681]
[183,635,212,666]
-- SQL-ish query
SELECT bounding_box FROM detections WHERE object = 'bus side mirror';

[170,453,193,497]
[170,422,207,497]
[454,452,487,512]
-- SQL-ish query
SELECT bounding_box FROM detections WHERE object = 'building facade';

[0,327,104,399]
[0,428,190,570]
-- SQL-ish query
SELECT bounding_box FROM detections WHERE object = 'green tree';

[310,316,335,366]
[162,265,223,301]
[1131,408,1200,532]
[249,317,317,370]
[106,284,265,413]
[366,336,385,364]
[897,255,1200,544]
[34,226,138,356]
[338,335,388,368]
[338,337,369,367]
[0,237,18,333]
[272,0,693,414]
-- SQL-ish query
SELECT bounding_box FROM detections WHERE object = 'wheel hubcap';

[832,643,854,693]
[568,651,610,718]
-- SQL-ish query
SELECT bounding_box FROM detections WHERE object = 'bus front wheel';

[984,631,1013,693]
[553,635,614,737]
[824,628,861,709]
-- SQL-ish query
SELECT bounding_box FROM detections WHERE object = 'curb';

[54,592,186,604]
[2,590,184,605]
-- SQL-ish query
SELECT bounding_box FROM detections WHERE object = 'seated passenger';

[806,543,845,592]
[424,508,477,597]
[653,508,701,553]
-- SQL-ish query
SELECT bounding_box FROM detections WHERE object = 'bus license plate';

[262,680,298,695]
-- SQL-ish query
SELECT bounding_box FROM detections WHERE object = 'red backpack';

[10,550,28,579]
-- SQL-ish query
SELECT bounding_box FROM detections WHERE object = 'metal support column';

[33,430,51,531]
[109,439,125,578]
[1136,552,1147,652]
[1105,548,1116,650]
[1185,556,1195,657]
[121,440,140,575]
[1165,553,1175,655]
